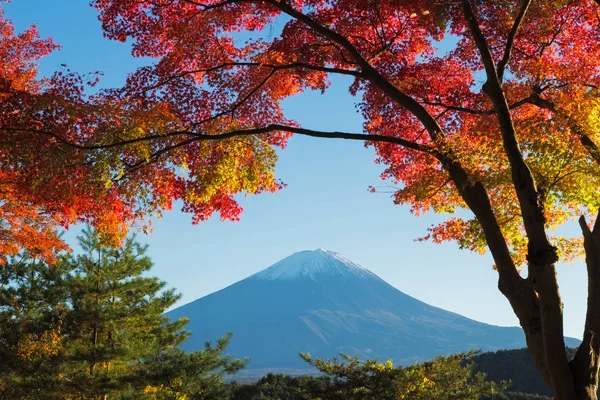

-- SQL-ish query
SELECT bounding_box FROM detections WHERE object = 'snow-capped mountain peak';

[250,248,376,281]
[167,249,577,372]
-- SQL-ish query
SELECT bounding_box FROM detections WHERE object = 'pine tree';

[140,335,246,400]
[54,227,188,398]
[0,228,245,399]
[0,254,69,399]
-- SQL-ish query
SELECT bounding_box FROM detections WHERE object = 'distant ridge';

[167,249,580,375]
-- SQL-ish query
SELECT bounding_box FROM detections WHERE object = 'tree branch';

[497,0,532,82]
[462,0,554,265]
[12,124,434,154]
[461,1,499,83]
[142,61,363,93]
[420,94,538,115]
[181,0,249,11]
[525,94,600,166]
[192,68,278,128]
[262,0,450,145]
[1,127,199,151]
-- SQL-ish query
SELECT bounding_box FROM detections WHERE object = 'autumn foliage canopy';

[94,0,600,265]
[3,0,600,266]
[0,8,138,263]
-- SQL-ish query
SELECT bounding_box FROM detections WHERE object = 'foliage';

[54,227,191,398]
[475,348,558,398]
[82,0,600,265]
[484,394,551,400]
[139,338,246,400]
[231,348,600,400]
[231,352,505,400]
[0,3,160,262]
[0,229,245,399]
[0,8,67,263]
[0,254,71,399]
[230,373,335,400]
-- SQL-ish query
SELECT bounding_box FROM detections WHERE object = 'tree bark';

[90,323,98,377]
[570,215,600,400]
[445,159,554,389]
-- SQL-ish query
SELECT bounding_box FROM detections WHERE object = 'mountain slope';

[167,249,580,371]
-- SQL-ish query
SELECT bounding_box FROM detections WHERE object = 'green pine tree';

[56,227,189,398]
[139,335,246,400]
[0,228,245,399]
[0,253,70,399]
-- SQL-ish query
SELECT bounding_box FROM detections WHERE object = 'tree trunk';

[90,323,98,376]
[532,262,578,400]
[571,340,599,400]
[569,216,600,400]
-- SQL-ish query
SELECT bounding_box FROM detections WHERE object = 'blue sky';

[6,1,588,339]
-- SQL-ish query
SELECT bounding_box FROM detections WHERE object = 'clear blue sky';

[6,1,587,339]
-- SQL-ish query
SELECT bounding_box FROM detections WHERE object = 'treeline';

[0,230,574,399]
[475,348,555,398]
[226,353,505,400]
[474,347,600,400]
[225,348,585,400]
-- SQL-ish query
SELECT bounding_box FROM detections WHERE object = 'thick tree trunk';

[570,216,600,400]
[571,337,599,400]
[532,263,577,400]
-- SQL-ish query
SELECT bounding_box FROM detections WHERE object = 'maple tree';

[6,0,600,398]
[0,7,150,263]
[0,8,65,263]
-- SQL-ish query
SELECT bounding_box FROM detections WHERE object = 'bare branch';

[181,0,250,11]
[461,1,499,83]
[1,127,199,151]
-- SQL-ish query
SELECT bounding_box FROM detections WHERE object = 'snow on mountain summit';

[250,248,377,281]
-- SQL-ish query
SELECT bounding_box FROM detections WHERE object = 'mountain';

[167,249,580,373]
